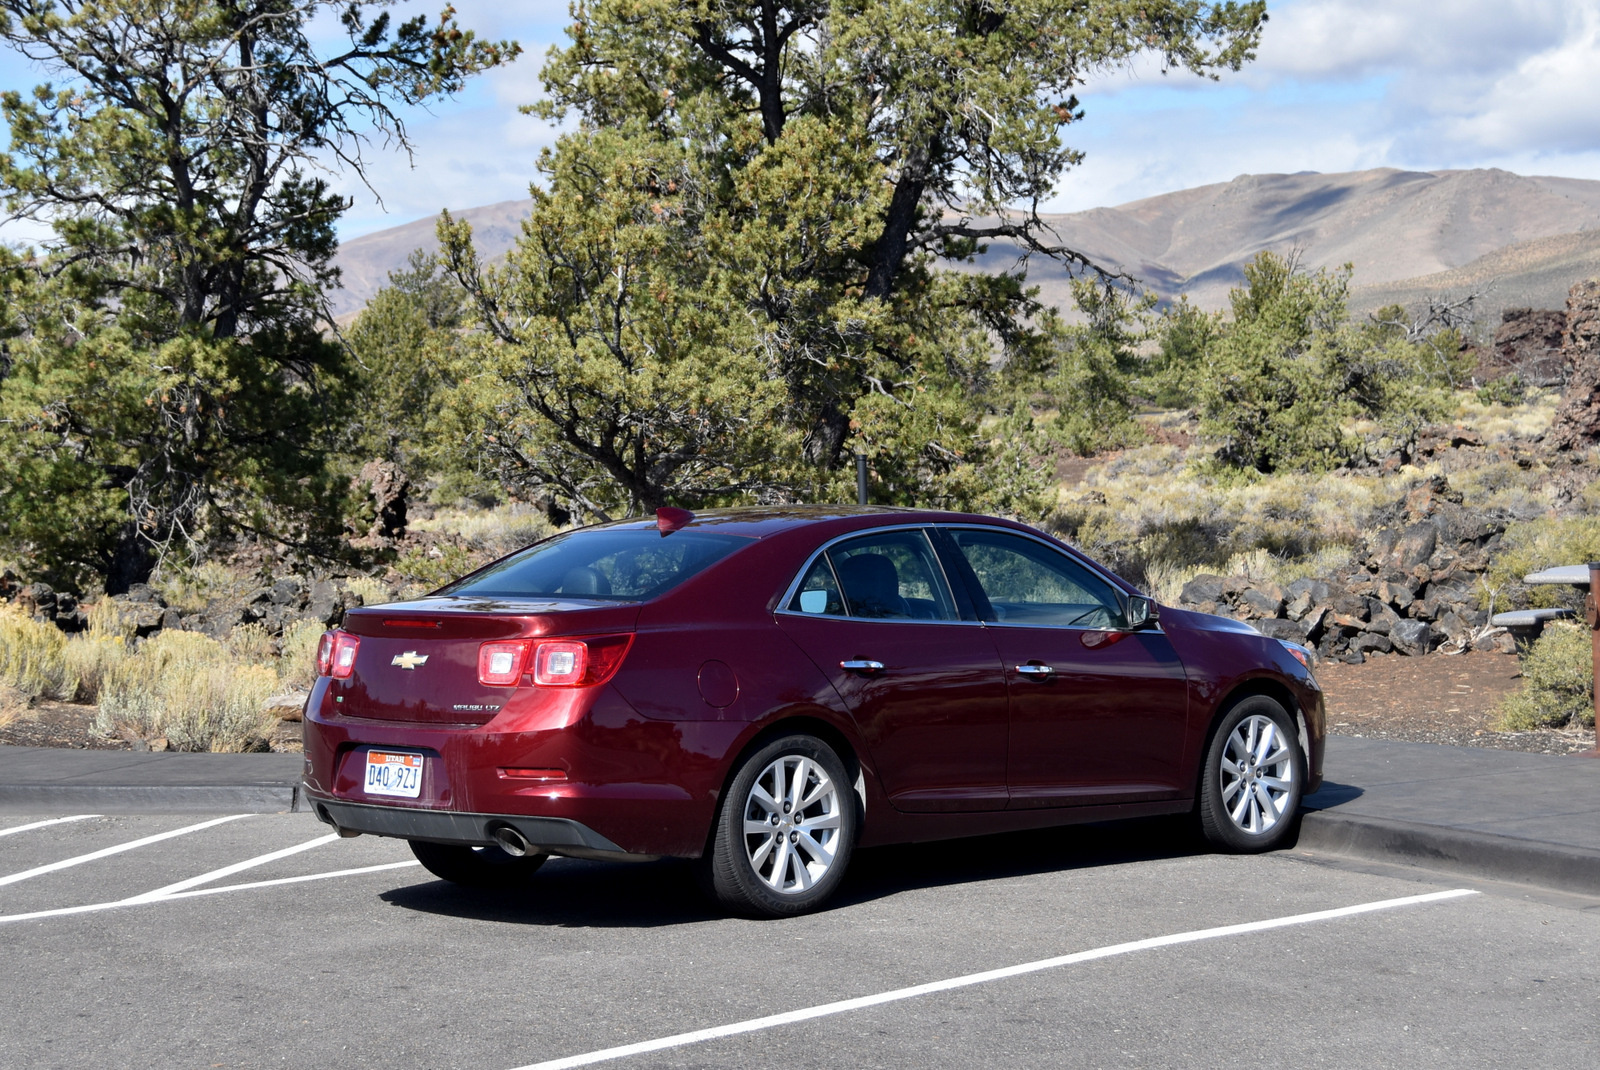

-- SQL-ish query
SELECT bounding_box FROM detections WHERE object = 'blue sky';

[3,1,1599,239]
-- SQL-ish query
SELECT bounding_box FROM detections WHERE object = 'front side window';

[824,530,958,621]
[947,528,1125,628]
[440,528,750,601]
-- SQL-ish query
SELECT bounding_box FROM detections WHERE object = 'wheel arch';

[1194,676,1309,797]
[700,713,868,861]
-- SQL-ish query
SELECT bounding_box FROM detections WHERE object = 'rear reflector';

[498,768,568,781]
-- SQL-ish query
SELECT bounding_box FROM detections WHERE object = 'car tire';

[409,840,547,890]
[706,734,858,918]
[1197,695,1305,853]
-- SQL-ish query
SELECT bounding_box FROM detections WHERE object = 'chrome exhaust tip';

[491,825,531,857]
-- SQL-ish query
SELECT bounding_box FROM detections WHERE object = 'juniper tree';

[524,0,1268,489]
[0,1,515,589]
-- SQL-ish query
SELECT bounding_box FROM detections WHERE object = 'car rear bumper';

[301,679,744,859]
[308,793,661,862]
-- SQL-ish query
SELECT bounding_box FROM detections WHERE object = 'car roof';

[584,505,1034,541]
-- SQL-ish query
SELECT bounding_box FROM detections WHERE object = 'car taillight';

[531,640,585,685]
[479,640,532,686]
[318,631,359,679]
[478,635,634,688]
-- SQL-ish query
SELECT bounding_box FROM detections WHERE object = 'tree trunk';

[864,143,930,300]
[105,523,156,595]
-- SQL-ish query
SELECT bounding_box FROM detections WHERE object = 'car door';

[937,526,1190,808]
[775,527,1010,813]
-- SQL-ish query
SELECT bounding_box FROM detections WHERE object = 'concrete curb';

[1297,808,1600,897]
[0,745,306,815]
[0,783,301,814]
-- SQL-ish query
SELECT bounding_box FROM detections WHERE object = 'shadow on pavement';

[1301,781,1366,809]
[378,814,1212,928]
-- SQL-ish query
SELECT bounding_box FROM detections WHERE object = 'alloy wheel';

[1219,713,1297,835]
[741,754,843,894]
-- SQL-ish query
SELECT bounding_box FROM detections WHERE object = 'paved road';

[0,811,1595,1070]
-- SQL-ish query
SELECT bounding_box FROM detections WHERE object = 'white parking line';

[0,860,422,925]
[0,814,250,888]
[157,860,422,901]
[125,833,340,902]
[0,815,102,838]
[508,888,1480,1070]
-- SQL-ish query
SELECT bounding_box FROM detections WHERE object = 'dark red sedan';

[303,507,1324,916]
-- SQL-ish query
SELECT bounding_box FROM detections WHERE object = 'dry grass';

[151,560,256,614]
[277,619,327,692]
[95,628,279,752]
[0,607,73,702]
[343,574,393,608]
[1054,386,1569,594]
[1054,444,1383,590]
[1451,388,1561,442]
[413,504,557,557]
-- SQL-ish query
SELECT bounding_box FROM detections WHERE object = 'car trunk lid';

[331,597,641,724]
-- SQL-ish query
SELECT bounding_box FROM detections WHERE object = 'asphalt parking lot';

[0,811,1596,1070]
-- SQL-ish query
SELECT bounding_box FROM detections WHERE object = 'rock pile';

[4,575,370,641]
[1485,306,1568,385]
[1177,476,1515,663]
[1547,279,1600,449]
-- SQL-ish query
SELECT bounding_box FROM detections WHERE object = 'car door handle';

[1015,664,1055,678]
[840,659,885,673]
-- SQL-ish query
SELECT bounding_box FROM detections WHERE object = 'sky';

[2,1,1599,240]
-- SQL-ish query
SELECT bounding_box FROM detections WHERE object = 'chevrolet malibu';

[303,507,1324,917]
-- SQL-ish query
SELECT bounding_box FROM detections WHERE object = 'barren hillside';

[329,168,1600,321]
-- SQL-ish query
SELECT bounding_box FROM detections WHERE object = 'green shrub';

[1476,374,1526,407]
[1495,623,1595,731]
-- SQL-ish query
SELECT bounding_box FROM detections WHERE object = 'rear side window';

[440,529,750,601]
[788,529,958,621]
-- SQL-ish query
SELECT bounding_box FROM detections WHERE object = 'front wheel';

[409,840,547,890]
[1197,696,1305,853]
[705,734,858,918]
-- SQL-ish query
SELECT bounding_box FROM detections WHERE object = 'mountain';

[329,198,532,320]
[328,167,1600,323]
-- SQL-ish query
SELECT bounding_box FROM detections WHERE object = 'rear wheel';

[409,840,547,890]
[1198,696,1305,853]
[706,734,858,918]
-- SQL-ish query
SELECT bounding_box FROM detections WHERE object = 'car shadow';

[1300,780,1365,810]
[378,814,1213,928]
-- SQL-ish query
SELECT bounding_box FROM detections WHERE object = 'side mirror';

[1126,595,1159,630]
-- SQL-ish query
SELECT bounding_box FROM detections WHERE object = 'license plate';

[364,750,424,798]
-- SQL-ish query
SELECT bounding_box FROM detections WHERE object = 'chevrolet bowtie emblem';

[391,651,429,670]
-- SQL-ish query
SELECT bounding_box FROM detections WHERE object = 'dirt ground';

[2,650,1595,756]
[1316,650,1597,755]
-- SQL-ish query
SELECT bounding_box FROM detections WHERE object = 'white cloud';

[1046,0,1600,210]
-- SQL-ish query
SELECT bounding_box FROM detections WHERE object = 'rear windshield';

[438,528,751,602]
